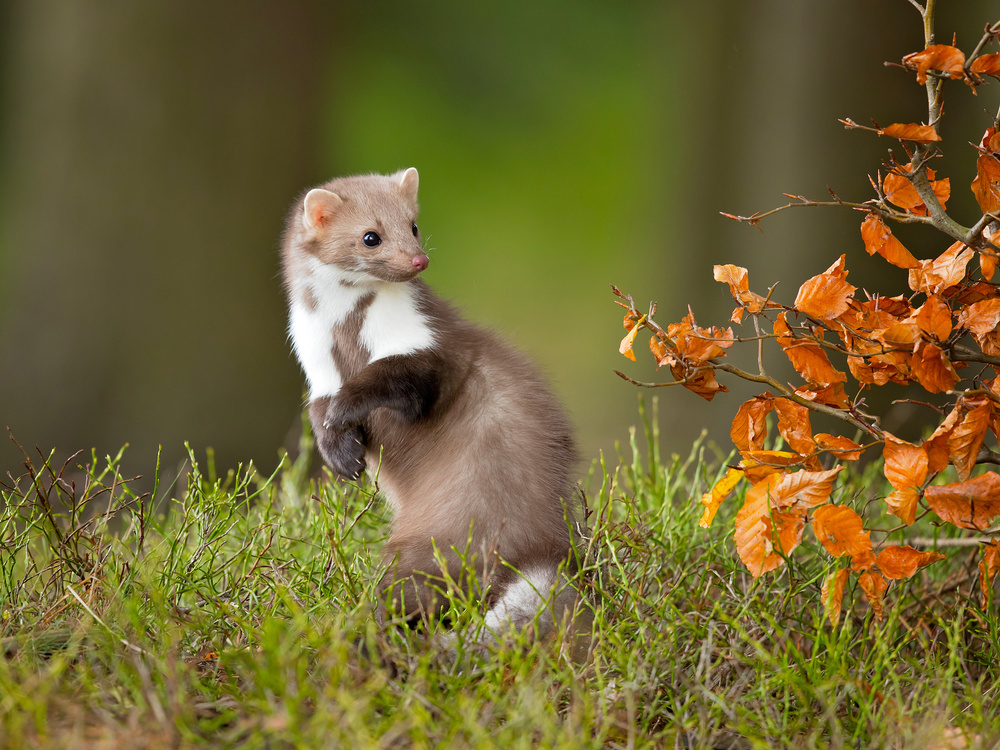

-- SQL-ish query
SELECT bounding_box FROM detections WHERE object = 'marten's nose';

[412,254,429,271]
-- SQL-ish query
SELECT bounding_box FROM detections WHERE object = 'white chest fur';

[288,261,436,400]
[360,283,436,362]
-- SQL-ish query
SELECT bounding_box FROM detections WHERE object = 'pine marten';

[281,168,589,650]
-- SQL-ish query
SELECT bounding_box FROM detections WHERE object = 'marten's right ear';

[302,189,344,232]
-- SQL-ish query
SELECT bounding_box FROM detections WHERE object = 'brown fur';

[368,284,579,614]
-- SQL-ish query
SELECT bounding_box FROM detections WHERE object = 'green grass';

[1,403,998,749]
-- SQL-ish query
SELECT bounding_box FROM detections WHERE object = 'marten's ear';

[302,189,343,232]
[396,167,419,205]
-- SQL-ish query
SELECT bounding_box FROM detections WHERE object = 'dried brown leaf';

[794,382,851,410]
[948,403,992,481]
[773,398,816,457]
[925,472,1000,530]
[813,504,873,563]
[821,568,850,628]
[815,433,864,461]
[794,255,856,320]
[884,167,950,215]
[903,44,966,85]
[858,570,889,621]
[912,295,952,340]
[981,538,1000,602]
[774,312,848,387]
[735,474,806,577]
[910,342,960,394]
[971,53,1000,78]
[972,154,1000,214]
[885,488,922,528]
[877,123,942,143]
[731,394,774,453]
[860,213,920,269]
[883,432,929,492]
[875,545,945,580]
[909,242,974,294]
[924,406,960,475]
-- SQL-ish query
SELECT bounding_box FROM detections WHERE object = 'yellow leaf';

[699,467,743,528]
[618,314,645,361]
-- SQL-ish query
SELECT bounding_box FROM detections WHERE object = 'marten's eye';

[362,231,382,248]
[411,222,419,237]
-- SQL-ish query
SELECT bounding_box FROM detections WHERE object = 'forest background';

[1,0,997,481]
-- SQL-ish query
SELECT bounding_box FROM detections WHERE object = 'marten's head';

[298,168,429,283]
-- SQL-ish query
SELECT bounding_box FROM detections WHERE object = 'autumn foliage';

[615,6,1000,625]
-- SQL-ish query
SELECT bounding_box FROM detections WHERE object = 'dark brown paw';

[317,424,367,480]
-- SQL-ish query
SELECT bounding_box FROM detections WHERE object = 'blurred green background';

[1,0,997,483]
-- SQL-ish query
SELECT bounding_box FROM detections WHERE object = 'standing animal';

[281,168,588,649]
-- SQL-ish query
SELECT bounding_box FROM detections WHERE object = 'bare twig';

[614,371,686,389]
[908,536,999,548]
[965,21,1000,74]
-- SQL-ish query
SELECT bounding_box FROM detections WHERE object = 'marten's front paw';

[317,424,367,480]
[326,394,370,431]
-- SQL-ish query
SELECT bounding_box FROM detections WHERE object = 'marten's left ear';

[396,167,419,205]
[303,188,343,232]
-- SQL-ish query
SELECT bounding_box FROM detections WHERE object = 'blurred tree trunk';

[0,1,330,478]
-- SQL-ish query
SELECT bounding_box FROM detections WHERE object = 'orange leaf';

[731,394,774,453]
[948,403,992,481]
[813,504,873,564]
[773,398,815,457]
[767,466,843,510]
[774,312,847,387]
[815,433,864,461]
[981,251,997,282]
[924,472,1000,530]
[838,297,913,354]
[972,154,1000,214]
[821,568,850,628]
[713,263,749,295]
[794,382,851,410]
[794,255,856,320]
[668,361,728,402]
[885,488,921,527]
[860,213,920,269]
[912,295,952,340]
[952,279,1000,306]
[981,127,1000,154]
[981,538,1000,602]
[649,334,670,368]
[878,123,941,143]
[910,342,960,394]
[903,44,966,85]
[882,431,929,492]
[957,297,1000,335]
[714,264,768,323]
[858,571,889,622]
[971,53,1000,79]
[908,242,974,294]
[884,168,950,214]
[699,467,744,528]
[735,474,806,577]
[668,312,735,365]
[923,406,961,475]
[739,451,802,484]
[623,310,640,331]
[875,545,945,580]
